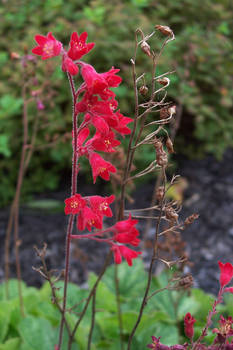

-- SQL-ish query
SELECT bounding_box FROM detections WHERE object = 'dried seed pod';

[156,186,165,201]
[140,41,151,57]
[139,85,148,96]
[153,136,163,149]
[184,213,199,227]
[165,206,179,223]
[155,25,174,37]
[156,151,168,166]
[159,107,170,120]
[166,137,175,154]
[177,273,193,289]
[157,77,170,86]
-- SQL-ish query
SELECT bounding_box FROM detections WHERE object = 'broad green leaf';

[103,259,147,297]
[0,301,12,342]
[0,280,27,301]
[88,273,117,312]
[18,316,56,350]
[0,337,20,350]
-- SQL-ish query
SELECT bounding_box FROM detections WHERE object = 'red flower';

[62,56,79,76]
[89,195,115,217]
[32,32,62,60]
[112,244,141,266]
[112,111,133,135]
[90,130,121,153]
[68,32,95,61]
[114,215,138,233]
[81,64,108,94]
[184,313,196,340]
[89,153,116,183]
[113,215,140,247]
[100,67,122,88]
[64,194,86,215]
[81,63,122,97]
[84,113,110,134]
[218,261,233,287]
[114,230,140,247]
[77,206,102,231]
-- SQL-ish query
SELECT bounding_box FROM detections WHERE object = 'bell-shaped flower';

[68,32,95,61]
[89,153,116,183]
[64,194,86,215]
[111,244,141,266]
[32,32,62,60]
[89,195,115,218]
[77,206,102,231]
[218,261,233,287]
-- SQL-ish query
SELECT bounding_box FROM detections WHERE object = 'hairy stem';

[57,73,78,349]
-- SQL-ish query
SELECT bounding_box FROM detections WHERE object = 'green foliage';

[0,262,232,349]
[0,0,232,205]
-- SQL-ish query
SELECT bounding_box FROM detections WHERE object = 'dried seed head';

[165,206,179,223]
[177,273,193,289]
[139,85,148,96]
[166,137,175,154]
[155,25,174,37]
[157,77,170,86]
[156,186,164,202]
[153,136,163,150]
[184,213,199,227]
[160,107,170,120]
[140,41,151,57]
[156,152,168,166]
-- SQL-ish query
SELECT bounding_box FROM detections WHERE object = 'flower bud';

[140,41,151,57]
[139,85,148,95]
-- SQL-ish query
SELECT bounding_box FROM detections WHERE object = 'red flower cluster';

[32,31,141,266]
[65,194,115,231]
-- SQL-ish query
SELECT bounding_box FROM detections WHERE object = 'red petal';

[35,34,47,45]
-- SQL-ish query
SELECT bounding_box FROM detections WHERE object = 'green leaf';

[0,95,22,119]
[0,338,20,350]
[0,135,11,157]
[0,280,27,301]
[18,316,57,350]
[88,273,117,313]
[0,301,12,342]
[103,259,146,297]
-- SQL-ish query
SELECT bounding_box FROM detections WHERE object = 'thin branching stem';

[87,289,96,350]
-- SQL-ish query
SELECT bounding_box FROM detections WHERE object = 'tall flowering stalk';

[32,25,197,349]
[32,30,142,348]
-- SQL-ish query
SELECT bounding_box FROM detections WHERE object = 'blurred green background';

[0,0,232,206]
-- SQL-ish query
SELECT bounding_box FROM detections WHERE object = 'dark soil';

[0,149,233,295]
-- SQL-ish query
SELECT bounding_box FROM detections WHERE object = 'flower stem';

[57,73,78,349]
